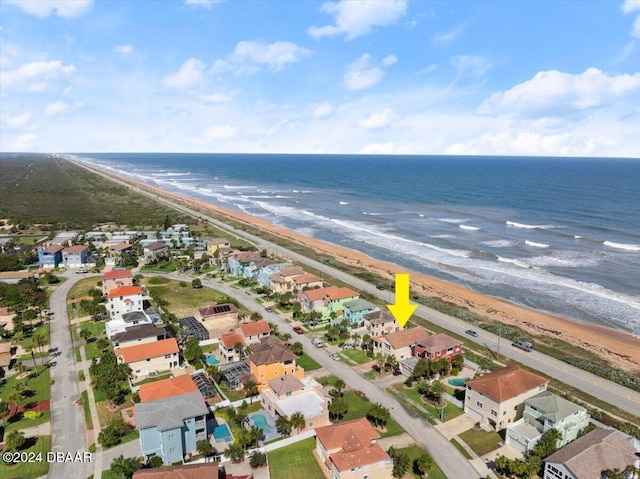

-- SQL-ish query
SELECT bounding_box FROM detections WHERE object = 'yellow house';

[247,338,304,390]
[207,238,230,256]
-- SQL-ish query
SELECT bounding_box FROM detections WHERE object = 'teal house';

[342,299,380,329]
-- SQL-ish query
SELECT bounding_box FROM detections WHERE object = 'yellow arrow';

[386,273,416,327]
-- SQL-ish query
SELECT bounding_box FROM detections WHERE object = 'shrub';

[24,410,42,419]
[250,451,267,468]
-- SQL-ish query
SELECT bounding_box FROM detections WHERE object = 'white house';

[107,285,144,319]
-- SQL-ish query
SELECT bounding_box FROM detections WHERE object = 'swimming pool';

[249,413,273,434]
[205,354,220,366]
[448,378,470,387]
[212,423,233,442]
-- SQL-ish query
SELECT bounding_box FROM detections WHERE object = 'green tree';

[110,455,142,479]
[290,411,306,434]
[391,450,411,478]
[183,338,203,363]
[375,352,386,371]
[244,380,259,400]
[0,400,10,427]
[250,451,267,468]
[333,378,346,397]
[79,328,93,344]
[290,341,304,355]
[248,424,264,448]
[415,453,433,478]
[147,456,163,468]
[531,428,562,458]
[191,278,202,289]
[328,397,348,420]
[5,430,26,451]
[384,354,399,373]
[275,415,292,437]
[366,402,390,428]
[451,353,464,370]
[225,442,246,463]
[196,439,213,458]
[412,359,432,380]
[434,357,451,377]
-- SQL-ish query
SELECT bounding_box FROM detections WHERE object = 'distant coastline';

[67,156,640,372]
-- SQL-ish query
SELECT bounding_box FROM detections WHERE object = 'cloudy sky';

[1,0,639,157]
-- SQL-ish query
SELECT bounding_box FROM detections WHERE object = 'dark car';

[293,326,304,335]
[376,284,385,290]
[465,329,479,337]
[265,307,272,313]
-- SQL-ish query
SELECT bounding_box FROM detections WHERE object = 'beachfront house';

[464,365,549,431]
[315,417,394,479]
[505,391,589,454]
[246,337,305,391]
[255,262,292,287]
[107,285,145,319]
[135,390,209,465]
[224,251,262,276]
[297,285,360,320]
[342,298,380,329]
[291,273,323,292]
[38,244,64,268]
[114,338,180,379]
[101,269,134,296]
[324,287,360,320]
[207,237,230,256]
[268,266,306,294]
[363,310,400,336]
[372,326,430,362]
[414,333,463,364]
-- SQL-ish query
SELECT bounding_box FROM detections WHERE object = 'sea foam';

[603,241,640,252]
[525,240,549,248]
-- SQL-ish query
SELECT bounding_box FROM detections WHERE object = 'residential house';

[106,311,154,338]
[51,231,79,245]
[269,266,306,294]
[297,285,359,319]
[104,242,133,266]
[160,224,193,248]
[107,285,145,319]
[0,341,13,373]
[414,333,463,364]
[219,332,246,363]
[242,258,276,281]
[315,417,394,479]
[218,360,251,390]
[144,242,169,261]
[363,310,400,337]
[135,390,209,465]
[324,287,360,320]
[464,365,549,431]
[256,262,292,288]
[198,303,239,338]
[0,271,37,284]
[38,244,64,268]
[246,338,304,390]
[342,299,380,329]
[132,463,219,479]
[225,251,262,276]
[111,323,167,349]
[260,375,330,433]
[207,238,230,256]
[101,269,134,296]
[291,273,323,292]
[372,326,430,362]
[237,320,271,345]
[506,390,589,454]
[138,375,200,403]
[62,245,91,268]
[115,338,180,378]
[543,429,639,479]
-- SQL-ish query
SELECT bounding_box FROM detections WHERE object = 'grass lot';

[81,391,93,429]
[450,438,472,459]
[74,319,109,360]
[12,321,49,352]
[339,391,403,438]
[0,435,51,479]
[458,428,503,457]
[134,372,173,385]
[68,278,100,303]
[392,384,464,422]
[397,445,447,479]
[267,437,325,479]
[0,366,50,409]
[14,235,47,245]
[295,353,321,371]
[316,375,339,387]
[341,348,371,364]
[218,382,247,402]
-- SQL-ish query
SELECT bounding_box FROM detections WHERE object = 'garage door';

[464,406,483,423]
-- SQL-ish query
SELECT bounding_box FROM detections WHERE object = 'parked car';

[329,353,340,361]
[293,326,304,335]
[265,307,272,313]
[512,339,533,351]
[465,329,479,337]
[376,284,385,290]
[311,338,324,348]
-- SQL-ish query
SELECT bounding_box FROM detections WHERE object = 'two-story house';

[219,332,245,364]
[291,273,323,292]
[101,269,134,296]
[38,244,64,268]
[363,310,400,337]
[237,320,271,345]
[198,303,239,338]
[106,310,154,338]
[414,333,463,364]
[107,285,144,319]
[315,418,394,479]
[111,323,167,349]
[269,266,306,294]
[247,338,304,390]
[506,391,589,454]
[114,338,180,379]
[144,242,169,261]
[138,375,200,403]
[62,245,92,268]
[207,237,230,257]
[297,286,359,320]
[342,299,380,329]
[372,326,430,362]
[225,251,262,276]
[135,390,209,465]
[104,242,133,266]
[464,365,549,431]
[324,287,360,319]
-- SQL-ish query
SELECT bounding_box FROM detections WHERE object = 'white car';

[329,353,340,361]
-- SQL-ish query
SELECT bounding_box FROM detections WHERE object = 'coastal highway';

[72,159,640,418]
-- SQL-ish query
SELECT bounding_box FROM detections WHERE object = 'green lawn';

[267,437,325,479]
[12,321,49,352]
[397,445,447,479]
[5,411,51,434]
[0,435,51,479]
[218,382,248,402]
[393,384,464,422]
[134,372,173,385]
[0,366,50,409]
[296,353,321,371]
[316,375,340,387]
[458,428,503,457]
[339,391,403,438]
[341,348,371,364]
[81,391,93,429]
[450,438,472,459]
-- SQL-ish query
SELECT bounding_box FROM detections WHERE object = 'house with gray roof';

[342,298,380,328]
[506,390,589,454]
[135,391,209,465]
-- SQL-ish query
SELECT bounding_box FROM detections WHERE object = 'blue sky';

[1,0,639,157]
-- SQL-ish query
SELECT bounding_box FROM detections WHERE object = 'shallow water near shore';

[72,153,640,335]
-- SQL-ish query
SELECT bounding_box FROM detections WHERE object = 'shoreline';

[75,159,640,371]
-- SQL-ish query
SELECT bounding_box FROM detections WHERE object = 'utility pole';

[497,322,501,361]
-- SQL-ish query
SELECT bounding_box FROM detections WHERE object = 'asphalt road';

[47,272,91,479]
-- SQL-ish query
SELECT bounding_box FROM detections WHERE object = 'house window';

[169,447,175,455]
[164,354,171,359]
[168,433,175,441]
[146,358,151,362]
[491,410,497,417]
[476,401,483,408]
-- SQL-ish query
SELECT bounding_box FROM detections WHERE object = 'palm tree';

[225,442,246,463]
[248,424,263,448]
[375,353,386,372]
[275,415,292,437]
[244,380,259,401]
[333,378,346,397]
[415,453,433,478]
[290,411,306,435]
[0,400,11,428]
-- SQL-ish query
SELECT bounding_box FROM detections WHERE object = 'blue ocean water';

[72,153,640,334]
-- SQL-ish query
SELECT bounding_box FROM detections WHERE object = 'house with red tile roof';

[372,326,430,362]
[297,285,359,320]
[132,463,220,479]
[237,319,271,345]
[101,269,134,296]
[114,338,179,379]
[414,333,463,364]
[138,375,199,402]
[107,285,144,319]
[315,417,393,479]
[291,272,323,292]
[464,365,549,430]
[219,331,246,363]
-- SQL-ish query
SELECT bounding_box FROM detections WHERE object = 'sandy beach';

[83,162,640,372]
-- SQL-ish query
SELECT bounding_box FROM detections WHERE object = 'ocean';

[72,153,640,334]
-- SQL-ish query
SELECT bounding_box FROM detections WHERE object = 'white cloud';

[1,60,76,89]
[162,58,205,89]
[343,54,385,90]
[10,133,38,151]
[115,44,134,54]
[211,40,311,75]
[382,55,398,67]
[200,91,236,104]
[311,103,334,118]
[183,0,223,8]
[450,55,492,78]
[479,68,640,116]
[191,125,238,145]
[633,15,640,38]
[44,100,70,117]
[433,25,464,46]
[5,0,93,18]
[308,0,408,40]
[357,108,398,130]
[622,0,640,37]
[3,112,31,128]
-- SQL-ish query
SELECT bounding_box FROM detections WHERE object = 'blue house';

[342,299,380,329]
[256,262,292,287]
[38,244,64,269]
[225,251,262,276]
[135,391,209,464]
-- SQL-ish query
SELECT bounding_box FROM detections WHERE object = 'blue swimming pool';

[205,354,219,366]
[448,377,470,387]
[212,423,232,442]
[250,414,273,434]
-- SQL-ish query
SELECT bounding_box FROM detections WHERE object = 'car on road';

[75,269,88,274]
[512,339,534,352]
[293,326,304,335]
[265,307,272,313]
[376,284,385,290]
[311,338,324,348]
[465,329,479,337]
[329,352,340,361]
